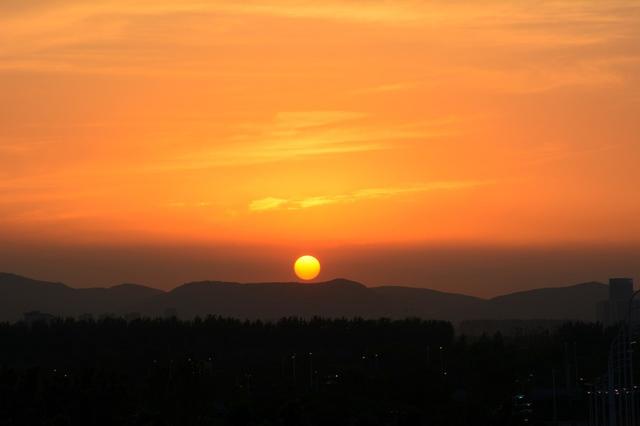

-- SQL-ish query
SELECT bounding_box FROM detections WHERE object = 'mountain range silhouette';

[0,272,606,322]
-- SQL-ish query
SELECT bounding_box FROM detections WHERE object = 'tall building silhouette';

[598,278,635,325]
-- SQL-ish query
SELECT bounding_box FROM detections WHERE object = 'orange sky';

[1,1,640,291]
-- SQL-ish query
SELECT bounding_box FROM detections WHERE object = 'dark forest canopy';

[0,317,616,426]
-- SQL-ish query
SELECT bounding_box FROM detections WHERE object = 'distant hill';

[370,286,484,320]
[0,272,608,322]
[0,272,162,321]
[369,282,608,321]
[137,278,379,320]
[477,282,608,321]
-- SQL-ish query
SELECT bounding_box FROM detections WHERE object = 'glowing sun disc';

[294,255,321,280]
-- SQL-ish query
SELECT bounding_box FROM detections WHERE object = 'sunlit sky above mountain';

[1,1,639,293]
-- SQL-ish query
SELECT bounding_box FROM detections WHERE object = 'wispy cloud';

[249,180,492,211]
[519,142,621,166]
[248,197,289,211]
[351,82,417,95]
[270,111,365,130]
[154,111,451,170]
[2,1,637,76]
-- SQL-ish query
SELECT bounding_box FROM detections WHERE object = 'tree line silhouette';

[0,316,616,425]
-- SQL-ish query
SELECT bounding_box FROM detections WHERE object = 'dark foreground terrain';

[0,317,615,425]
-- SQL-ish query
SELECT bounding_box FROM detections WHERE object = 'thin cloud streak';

[151,112,454,171]
[1,1,637,76]
[249,180,493,212]
[351,82,417,95]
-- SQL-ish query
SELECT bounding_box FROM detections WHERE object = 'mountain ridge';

[0,272,607,322]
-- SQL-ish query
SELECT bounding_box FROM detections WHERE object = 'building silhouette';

[597,278,635,325]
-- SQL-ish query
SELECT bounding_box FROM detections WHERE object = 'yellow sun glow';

[294,255,321,281]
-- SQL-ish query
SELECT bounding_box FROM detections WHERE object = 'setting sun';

[294,255,321,281]
[1,0,639,295]
[2,1,640,423]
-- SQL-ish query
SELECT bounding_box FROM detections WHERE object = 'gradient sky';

[1,1,639,295]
